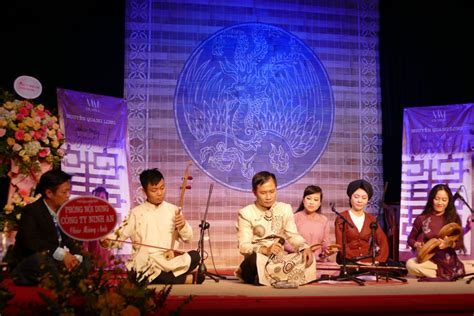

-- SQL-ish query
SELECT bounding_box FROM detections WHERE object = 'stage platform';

[160,274,474,315]
[3,270,474,315]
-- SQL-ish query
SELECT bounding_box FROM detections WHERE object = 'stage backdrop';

[57,89,131,253]
[400,104,474,260]
[125,0,383,269]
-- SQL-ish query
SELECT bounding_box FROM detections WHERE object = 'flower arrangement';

[1,191,41,231]
[37,254,190,315]
[0,91,65,230]
[0,97,65,177]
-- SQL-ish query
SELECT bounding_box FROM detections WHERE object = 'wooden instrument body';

[416,222,462,263]
[164,160,192,260]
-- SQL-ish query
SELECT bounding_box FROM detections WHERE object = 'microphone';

[453,186,465,203]
[266,237,285,265]
[370,221,378,263]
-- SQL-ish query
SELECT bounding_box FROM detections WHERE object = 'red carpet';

[164,294,474,316]
[2,277,474,315]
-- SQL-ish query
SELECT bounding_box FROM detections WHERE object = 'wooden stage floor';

[156,273,474,315]
[3,271,474,315]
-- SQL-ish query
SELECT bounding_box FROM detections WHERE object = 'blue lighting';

[174,23,334,191]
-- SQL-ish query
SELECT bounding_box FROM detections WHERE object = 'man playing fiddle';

[100,168,203,284]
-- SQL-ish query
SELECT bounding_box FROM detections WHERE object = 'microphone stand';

[362,221,407,283]
[311,203,365,286]
[370,222,377,266]
[455,193,473,214]
[454,192,474,284]
[196,183,226,282]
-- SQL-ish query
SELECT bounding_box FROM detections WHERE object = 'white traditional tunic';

[237,201,317,286]
[106,200,193,281]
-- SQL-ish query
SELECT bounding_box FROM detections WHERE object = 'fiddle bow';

[164,160,192,260]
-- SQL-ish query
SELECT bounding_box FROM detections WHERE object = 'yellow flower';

[52,123,60,130]
[37,104,44,111]
[4,204,14,214]
[18,122,26,129]
[22,155,30,163]
[23,133,32,142]
[7,137,16,146]
[51,140,59,148]
[8,122,17,130]
[0,119,7,127]
[12,193,22,204]
[4,101,15,110]
[24,117,35,128]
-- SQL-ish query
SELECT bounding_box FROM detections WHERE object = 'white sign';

[13,75,42,99]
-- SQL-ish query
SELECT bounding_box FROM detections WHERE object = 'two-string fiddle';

[163,160,193,260]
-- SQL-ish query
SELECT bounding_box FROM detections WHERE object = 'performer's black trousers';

[239,252,259,285]
[151,250,200,284]
[10,252,91,286]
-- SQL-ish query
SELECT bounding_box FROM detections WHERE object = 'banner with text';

[400,103,473,259]
[57,88,130,252]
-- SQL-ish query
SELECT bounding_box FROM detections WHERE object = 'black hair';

[36,169,72,196]
[251,171,277,192]
[295,185,323,213]
[422,184,461,225]
[422,184,464,250]
[92,186,109,199]
[346,179,373,208]
[139,168,164,188]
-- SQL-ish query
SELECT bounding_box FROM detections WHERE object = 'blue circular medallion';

[174,23,334,191]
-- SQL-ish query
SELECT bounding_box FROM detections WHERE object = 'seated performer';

[100,168,203,284]
[285,185,333,261]
[335,179,389,264]
[236,171,315,286]
[8,170,88,285]
[406,184,472,281]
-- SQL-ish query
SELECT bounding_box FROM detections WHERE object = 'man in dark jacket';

[8,169,86,285]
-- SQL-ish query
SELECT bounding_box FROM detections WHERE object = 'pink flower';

[12,143,22,151]
[57,130,64,141]
[15,129,25,141]
[35,109,46,119]
[18,188,30,198]
[38,147,50,158]
[0,128,5,137]
[19,107,29,116]
[34,130,45,140]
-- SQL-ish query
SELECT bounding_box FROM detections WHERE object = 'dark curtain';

[0,0,125,209]
[379,0,474,203]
